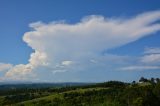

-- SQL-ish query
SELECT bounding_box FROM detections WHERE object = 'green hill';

[0,78,160,106]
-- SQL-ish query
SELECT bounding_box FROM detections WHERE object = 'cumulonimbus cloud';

[4,10,160,80]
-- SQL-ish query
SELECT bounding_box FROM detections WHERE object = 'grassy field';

[16,87,109,106]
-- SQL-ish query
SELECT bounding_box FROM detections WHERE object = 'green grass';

[15,87,108,106]
[138,82,151,86]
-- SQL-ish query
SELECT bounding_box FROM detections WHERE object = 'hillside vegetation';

[0,77,160,106]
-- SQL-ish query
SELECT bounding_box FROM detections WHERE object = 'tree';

[150,77,155,84]
[156,78,160,83]
[132,81,136,84]
[139,77,148,83]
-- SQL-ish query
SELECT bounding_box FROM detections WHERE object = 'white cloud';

[4,51,48,80]
[141,54,160,63]
[119,47,160,71]
[144,47,160,54]
[141,47,160,64]
[90,59,97,63]
[5,64,36,80]
[0,63,13,72]
[4,10,160,80]
[120,66,160,71]
[61,61,73,66]
[29,51,49,67]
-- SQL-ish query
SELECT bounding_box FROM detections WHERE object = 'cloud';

[144,47,160,54]
[4,10,160,81]
[61,61,73,66]
[141,47,160,64]
[4,51,49,80]
[0,63,13,72]
[119,66,160,71]
[141,54,160,63]
[119,47,160,72]
[5,64,36,80]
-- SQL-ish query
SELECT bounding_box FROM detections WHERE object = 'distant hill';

[0,82,93,90]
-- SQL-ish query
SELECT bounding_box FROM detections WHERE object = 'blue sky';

[0,0,160,82]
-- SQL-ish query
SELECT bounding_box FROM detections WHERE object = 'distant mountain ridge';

[0,82,93,89]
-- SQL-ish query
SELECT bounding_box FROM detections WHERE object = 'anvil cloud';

[4,10,160,80]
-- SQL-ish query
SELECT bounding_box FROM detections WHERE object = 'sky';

[0,0,160,82]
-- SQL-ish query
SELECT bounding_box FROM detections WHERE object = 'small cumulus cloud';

[5,64,36,80]
[0,63,13,72]
[61,61,73,66]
